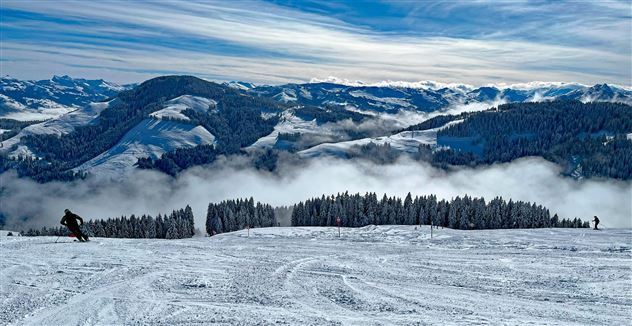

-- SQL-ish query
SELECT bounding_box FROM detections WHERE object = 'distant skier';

[592,216,600,230]
[60,209,89,242]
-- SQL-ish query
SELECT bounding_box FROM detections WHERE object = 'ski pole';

[54,235,61,243]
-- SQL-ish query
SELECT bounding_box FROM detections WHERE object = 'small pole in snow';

[336,217,341,238]
[430,220,433,239]
[247,224,250,237]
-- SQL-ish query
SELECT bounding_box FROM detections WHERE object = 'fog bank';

[1,156,630,230]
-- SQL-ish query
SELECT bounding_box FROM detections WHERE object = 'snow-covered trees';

[290,192,588,230]
[421,101,632,180]
[206,197,275,236]
[23,206,195,239]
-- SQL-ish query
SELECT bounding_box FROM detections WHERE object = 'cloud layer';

[2,157,630,231]
[1,1,630,85]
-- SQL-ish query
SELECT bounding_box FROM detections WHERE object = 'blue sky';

[1,0,630,85]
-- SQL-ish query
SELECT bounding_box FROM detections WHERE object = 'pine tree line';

[23,206,195,239]
[291,192,589,229]
[206,198,276,235]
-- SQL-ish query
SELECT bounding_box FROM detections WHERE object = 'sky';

[0,0,631,85]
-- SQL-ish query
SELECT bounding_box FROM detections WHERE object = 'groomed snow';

[76,118,215,177]
[1,226,629,325]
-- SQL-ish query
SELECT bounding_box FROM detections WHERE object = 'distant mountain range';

[245,80,632,113]
[0,75,630,181]
[0,75,133,120]
[2,76,631,121]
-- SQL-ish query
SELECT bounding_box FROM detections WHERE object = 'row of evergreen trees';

[291,192,589,229]
[20,193,590,239]
[206,198,276,235]
[23,206,195,239]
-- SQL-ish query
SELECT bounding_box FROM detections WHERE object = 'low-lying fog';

[2,156,630,230]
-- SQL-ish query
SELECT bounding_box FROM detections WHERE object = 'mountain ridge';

[1,75,630,181]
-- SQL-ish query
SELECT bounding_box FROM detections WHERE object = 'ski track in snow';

[1,226,630,325]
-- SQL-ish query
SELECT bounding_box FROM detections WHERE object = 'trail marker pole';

[430,220,433,239]
[336,217,341,238]
[247,225,250,237]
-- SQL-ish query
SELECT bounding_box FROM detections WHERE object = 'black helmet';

[64,209,71,214]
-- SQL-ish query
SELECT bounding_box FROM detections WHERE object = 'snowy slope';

[149,95,217,121]
[1,226,629,325]
[247,110,342,150]
[0,99,115,158]
[0,93,75,121]
[76,118,215,177]
[0,75,129,121]
[298,120,462,158]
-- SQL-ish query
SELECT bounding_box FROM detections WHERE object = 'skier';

[60,209,89,242]
[592,216,600,230]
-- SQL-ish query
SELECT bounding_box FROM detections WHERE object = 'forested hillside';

[1,76,630,183]
[1,76,283,181]
[407,101,632,179]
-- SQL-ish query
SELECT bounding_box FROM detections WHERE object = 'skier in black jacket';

[592,216,600,230]
[60,209,89,242]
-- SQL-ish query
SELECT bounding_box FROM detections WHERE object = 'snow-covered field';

[1,226,630,325]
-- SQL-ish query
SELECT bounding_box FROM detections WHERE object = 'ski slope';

[1,226,630,325]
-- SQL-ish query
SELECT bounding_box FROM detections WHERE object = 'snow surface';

[0,94,75,121]
[348,90,413,108]
[0,230,20,236]
[76,118,215,177]
[248,110,341,150]
[149,95,216,121]
[298,120,462,158]
[0,100,113,157]
[1,226,630,325]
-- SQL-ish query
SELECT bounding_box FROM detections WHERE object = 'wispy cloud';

[1,0,630,84]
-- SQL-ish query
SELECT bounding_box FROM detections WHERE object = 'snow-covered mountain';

[0,75,132,121]
[1,75,630,180]
[1,92,220,176]
[1,75,282,179]
[249,81,632,113]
